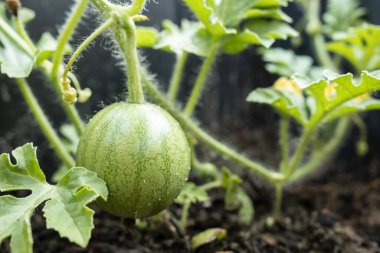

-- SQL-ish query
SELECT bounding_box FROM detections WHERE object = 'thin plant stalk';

[15,18,35,52]
[285,127,314,179]
[279,115,290,173]
[114,18,145,103]
[15,79,75,168]
[168,52,189,104]
[183,44,219,117]
[289,117,349,183]
[63,18,115,80]
[50,0,90,134]
[306,0,338,72]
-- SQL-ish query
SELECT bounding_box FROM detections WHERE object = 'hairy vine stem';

[279,115,290,173]
[168,52,189,104]
[183,44,219,116]
[289,117,350,183]
[51,0,90,134]
[63,18,115,80]
[14,17,35,52]
[125,0,147,16]
[285,127,314,179]
[89,0,113,14]
[118,17,145,103]
[306,0,338,72]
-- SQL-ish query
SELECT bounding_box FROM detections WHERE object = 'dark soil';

[1,156,379,253]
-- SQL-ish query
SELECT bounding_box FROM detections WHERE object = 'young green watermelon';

[76,102,191,218]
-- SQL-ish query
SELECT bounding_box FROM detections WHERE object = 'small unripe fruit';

[76,102,191,218]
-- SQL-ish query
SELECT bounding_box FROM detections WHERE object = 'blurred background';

[0,0,380,179]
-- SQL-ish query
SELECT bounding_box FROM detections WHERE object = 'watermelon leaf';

[0,144,108,252]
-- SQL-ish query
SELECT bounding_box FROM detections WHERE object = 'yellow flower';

[324,83,337,101]
[273,77,302,96]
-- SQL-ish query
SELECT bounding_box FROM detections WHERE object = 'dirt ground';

[1,150,379,253]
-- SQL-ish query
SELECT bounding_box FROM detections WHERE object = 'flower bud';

[63,87,78,104]
[6,0,21,16]
[78,88,92,103]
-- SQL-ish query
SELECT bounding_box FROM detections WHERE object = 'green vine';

[116,16,145,103]
[168,52,189,104]
[184,44,219,116]
[15,78,75,167]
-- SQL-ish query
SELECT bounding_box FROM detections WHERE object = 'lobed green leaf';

[261,48,323,80]
[247,82,308,124]
[306,71,380,124]
[175,182,209,205]
[35,32,72,64]
[222,21,298,53]
[0,144,108,252]
[323,0,365,36]
[245,8,292,22]
[247,71,380,126]
[214,0,258,27]
[327,25,380,72]
[154,20,212,57]
[0,4,36,78]
[182,0,235,38]
[181,0,296,54]
[0,25,35,78]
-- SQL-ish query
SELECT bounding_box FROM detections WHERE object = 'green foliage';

[307,71,380,124]
[323,0,365,36]
[0,4,36,78]
[182,0,236,38]
[247,77,308,124]
[136,26,159,47]
[175,183,210,205]
[213,0,258,27]
[181,0,297,53]
[191,228,227,250]
[245,8,291,22]
[60,124,80,155]
[220,168,254,225]
[51,124,80,182]
[154,20,212,57]
[0,18,35,78]
[247,72,380,126]
[35,32,72,65]
[222,21,298,52]
[0,3,69,78]
[261,48,323,80]
[327,25,380,71]
[0,144,108,252]
[138,0,297,57]
[255,0,289,8]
